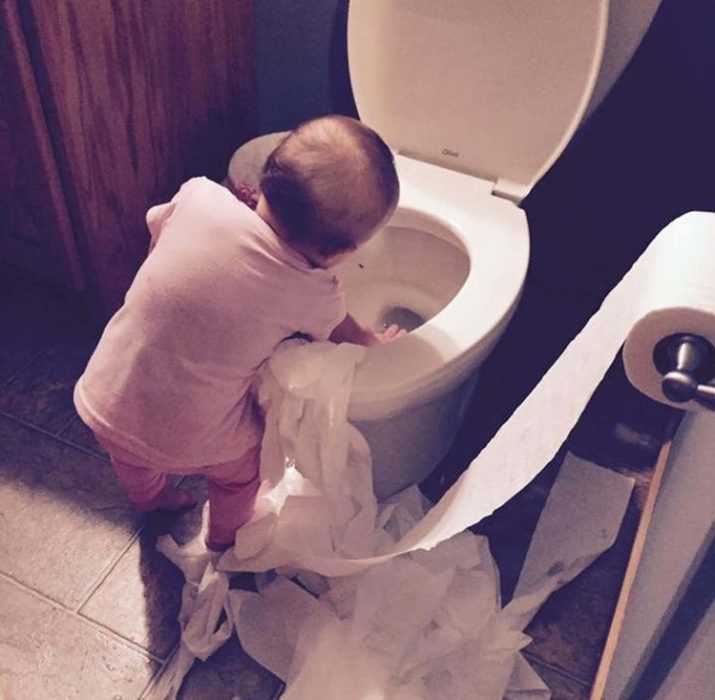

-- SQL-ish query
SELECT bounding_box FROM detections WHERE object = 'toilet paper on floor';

[236,454,632,700]
[153,453,632,699]
[150,211,715,697]
[272,456,632,700]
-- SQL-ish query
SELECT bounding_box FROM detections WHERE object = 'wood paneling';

[21,0,256,315]
[0,0,83,290]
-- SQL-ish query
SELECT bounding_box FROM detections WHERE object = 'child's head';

[258,115,399,266]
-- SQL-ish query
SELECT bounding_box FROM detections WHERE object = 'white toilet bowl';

[228,0,662,499]
[336,155,529,497]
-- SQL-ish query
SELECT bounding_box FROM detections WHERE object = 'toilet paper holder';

[653,334,715,410]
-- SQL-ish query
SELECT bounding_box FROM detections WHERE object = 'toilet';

[228,0,662,499]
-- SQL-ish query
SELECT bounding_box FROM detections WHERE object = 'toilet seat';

[348,155,528,420]
[348,0,609,203]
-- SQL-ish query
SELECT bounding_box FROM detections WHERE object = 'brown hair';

[259,115,399,257]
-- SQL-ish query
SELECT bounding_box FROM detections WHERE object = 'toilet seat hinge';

[492,177,530,205]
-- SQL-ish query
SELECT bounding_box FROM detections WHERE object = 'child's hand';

[374,324,407,345]
[330,314,407,346]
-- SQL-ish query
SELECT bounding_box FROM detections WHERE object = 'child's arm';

[146,201,177,254]
[145,180,196,254]
[330,313,406,346]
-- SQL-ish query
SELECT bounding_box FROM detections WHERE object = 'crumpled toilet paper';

[238,452,633,700]
[219,341,384,573]
[152,446,632,699]
[149,212,715,698]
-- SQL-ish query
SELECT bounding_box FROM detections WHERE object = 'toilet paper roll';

[222,211,715,578]
[622,217,715,409]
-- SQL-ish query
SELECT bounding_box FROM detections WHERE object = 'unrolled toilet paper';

[221,210,715,578]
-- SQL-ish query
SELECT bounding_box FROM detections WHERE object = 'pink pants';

[99,438,261,548]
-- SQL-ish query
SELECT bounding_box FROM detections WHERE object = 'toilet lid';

[348,0,608,203]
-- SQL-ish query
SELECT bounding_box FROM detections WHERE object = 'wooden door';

[19,0,257,316]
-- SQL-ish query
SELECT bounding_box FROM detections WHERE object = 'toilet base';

[353,374,479,500]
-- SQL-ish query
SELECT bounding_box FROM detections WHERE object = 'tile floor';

[0,274,676,699]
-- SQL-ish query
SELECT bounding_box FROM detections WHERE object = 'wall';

[255,0,353,134]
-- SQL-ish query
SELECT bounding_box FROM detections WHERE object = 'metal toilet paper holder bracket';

[653,334,715,410]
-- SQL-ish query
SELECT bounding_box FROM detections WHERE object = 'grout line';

[0,409,109,461]
[1,567,158,663]
[74,524,146,613]
[0,570,162,663]
[56,412,80,437]
[0,569,75,612]
[0,411,164,660]
[0,537,170,667]
[139,663,170,700]
[523,650,592,687]
[142,641,286,700]
[67,605,166,665]
[139,645,178,700]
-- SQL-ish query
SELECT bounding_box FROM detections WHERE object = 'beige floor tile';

[0,344,43,387]
[0,415,141,608]
[80,530,187,661]
[81,478,208,659]
[0,575,158,700]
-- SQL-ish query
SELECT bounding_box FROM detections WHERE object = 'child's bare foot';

[134,484,197,514]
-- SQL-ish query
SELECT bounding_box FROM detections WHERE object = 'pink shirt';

[74,178,346,469]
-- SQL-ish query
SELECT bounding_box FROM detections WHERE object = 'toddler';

[74,115,401,550]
